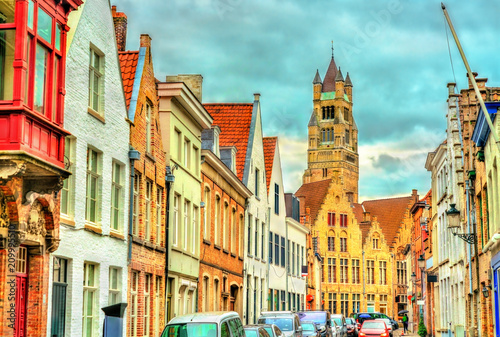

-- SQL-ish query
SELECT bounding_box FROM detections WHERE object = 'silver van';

[161,311,245,337]
[258,311,303,337]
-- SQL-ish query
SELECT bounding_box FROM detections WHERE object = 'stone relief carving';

[0,193,9,228]
[0,160,26,180]
[27,202,47,237]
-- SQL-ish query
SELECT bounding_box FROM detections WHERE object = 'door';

[14,247,28,337]
[51,257,68,337]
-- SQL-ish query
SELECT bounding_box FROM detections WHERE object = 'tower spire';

[331,40,334,58]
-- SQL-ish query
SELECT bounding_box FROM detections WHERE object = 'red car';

[358,320,390,337]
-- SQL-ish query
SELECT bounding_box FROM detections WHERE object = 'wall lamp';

[446,204,476,244]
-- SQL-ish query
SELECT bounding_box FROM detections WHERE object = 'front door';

[51,257,68,337]
[14,247,28,337]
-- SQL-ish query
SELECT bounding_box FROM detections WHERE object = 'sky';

[113,0,500,200]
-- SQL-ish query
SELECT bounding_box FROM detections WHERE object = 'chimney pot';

[254,93,261,101]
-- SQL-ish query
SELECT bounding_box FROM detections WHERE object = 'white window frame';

[85,148,100,224]
[110,161,123,232]
[61,136,75,218]
[184,199,190,251]
[223,201,229,249]
[130,270,139,337]
[145,102,152,153]
[144,274,151,337]
[156,186,163,245]
[155,276,161,336]
[215,196,221,246]
[192,206,198,255]
[132,173,140,236]
[231,208,237,254]
[109,267,121,305]
[145,180,152,241]
[203,187,210,240]
[83,263,98,337]
[88,47,103,114]
[172,195,179,246]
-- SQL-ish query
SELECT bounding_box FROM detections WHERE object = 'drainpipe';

[266,205,270,311]
[362,250,365,310]
[285,210,289,310]
[164,165,175,310]
[128,148,141,263]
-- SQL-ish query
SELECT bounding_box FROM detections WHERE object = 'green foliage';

[418,315,428,337]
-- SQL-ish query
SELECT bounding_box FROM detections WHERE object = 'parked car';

[258,311,303,337]
[161,311,245,337]
[375,319,392,337]
[330,320,339,337]
[297,311,333,337]
[244,325,272,337]
[261,323,286,337]
[351,312,398,331]
[300,321,321,337]
[331,314,347,337]
[345,318,358,337]
[358,320,390,337]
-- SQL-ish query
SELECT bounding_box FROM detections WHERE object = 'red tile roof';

[295,179,332,223]
[118,51,139,110]
[203,103,254,181]
[362,196,414,247]
[263,137,277,194]
[322,57,338,92]
[351,203,365,224]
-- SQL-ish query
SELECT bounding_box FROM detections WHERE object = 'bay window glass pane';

[52,56,59,121]
[55,24,61,50]
[0,0,15,23]
[0,29,15,100]
[27,1,35,30]
[34,43,48,114]
[37,7,52,43]
[25,36,32,103]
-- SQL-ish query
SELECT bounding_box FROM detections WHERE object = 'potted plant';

[418,315,428,337]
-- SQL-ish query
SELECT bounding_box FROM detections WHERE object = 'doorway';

[15,247,28,337]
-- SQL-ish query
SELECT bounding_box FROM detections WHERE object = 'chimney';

[166,74,203,102]
[447,83,456,96]
[254,93,260,102]
[140,34,152,49]
[412,189,418,202]
[363,211,371,222]
[112,6,127,52]
[467,72,478,89]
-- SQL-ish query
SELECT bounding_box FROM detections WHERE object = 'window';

[175,129,181,160]
[223,202,229,249]
[184,139,190,168]
[144,274,152,337]
[328,293,337,314]
[203,188,210,240]
[184,200,190,250]
[352,294,360,313]
[61,137,75,217]
[255,168,260,197]
[232,208,237,254]
[352,259,360,284]
[215,196,221,246]
[155,276,162,336]
[156,187,163,245]
[261,223,265,260]
[328,212,335,226]
[379,261,387,285]
[239,215,244,257]
[345,130,350,145]
[109,267,120,305]
[373,238,379,249]
[340,237,347,252]
[379,295,388,315]
[367,294,375,312]
[145,102,152,153]
[328,258,336,283]
[132,172,140,236]
[340,214,347,227]
[281,236,285,267]
[214,279,219,311]
[83,263,98,337]
[341,293,349,317]
[172,195,179,246]
[192,206,198,254]
[274,183,279,214]
[86,148,100,224]
[254,218,259,257]
[269,231,273,263]
[340,259,348,283]
[367,260,375,284]
[328,235,335,251]
[203,277,209,311]
[292,242,296,275]
[89,47,103,114]
[247,214,252,255]
[110,161,123,232]
[130,271,138,337]
[274,234,280,266]
[141,180,151,240]
[397,261,407,284]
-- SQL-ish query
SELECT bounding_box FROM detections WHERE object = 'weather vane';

[331,40,334,58]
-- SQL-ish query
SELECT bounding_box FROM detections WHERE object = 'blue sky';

[114,0,500,200]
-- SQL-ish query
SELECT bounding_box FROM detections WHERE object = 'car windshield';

[258,318,294,331]
[264,327,274,336]
[333,318,342,325]
[244,329,259,337]
[161,323,217,337]
[362,322,385,329]
[297,312,327,325]
[302,323,316,331]
[345,318,353,324]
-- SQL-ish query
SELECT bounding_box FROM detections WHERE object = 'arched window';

[328,230,335,251]
[322,107,326,120]
[203,187,210,240]
[340,231,347,252]
[373,232,380,249]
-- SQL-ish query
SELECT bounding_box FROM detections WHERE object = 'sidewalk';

[395,331,419,337]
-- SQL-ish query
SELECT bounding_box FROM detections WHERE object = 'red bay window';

[0,0,82,168]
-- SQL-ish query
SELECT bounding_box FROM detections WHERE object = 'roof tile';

[118,51,139,110]
[295,179,332,223]
[263,137,277,194]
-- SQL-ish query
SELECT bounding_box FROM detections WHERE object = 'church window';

[322,168,328,177]
[346,129,350,145]
[322,107,326,120]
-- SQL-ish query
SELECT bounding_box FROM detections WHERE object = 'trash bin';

[102,303,128,337]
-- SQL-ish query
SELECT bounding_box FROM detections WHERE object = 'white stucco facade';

[46,0,130,336]
[242,96,269,324]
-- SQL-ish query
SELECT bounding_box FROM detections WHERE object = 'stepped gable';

[263,137,277,194]
[204,103,254,181]
[361,195,414,246]
[295,179,332,223]
[118,51,139,110]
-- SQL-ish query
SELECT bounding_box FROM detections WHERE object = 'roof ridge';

[119,50,139,54]
[363,195,413,203]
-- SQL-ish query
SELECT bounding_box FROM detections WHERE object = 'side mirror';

[297,326,303,332]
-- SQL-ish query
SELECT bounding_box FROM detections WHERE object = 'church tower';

[303,53,359,202]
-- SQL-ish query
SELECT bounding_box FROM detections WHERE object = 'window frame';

[83,262,98,337]
[85,148,101,224]
[145,180,152,241]
[132,172,140,236]
[108,267,121,305]
[156,186,163,245]
[88,46,104,115]
[110,161,123,232]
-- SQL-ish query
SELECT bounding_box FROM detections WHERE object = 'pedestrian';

[402,313,408,334]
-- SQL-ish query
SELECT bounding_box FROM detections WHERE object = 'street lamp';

[418,255,425,271]
[446,204,477,244]
[411,272,416,283]
[482,285,492,298]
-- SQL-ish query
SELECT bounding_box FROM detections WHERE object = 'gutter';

[128,148,140,263]
[164,165,175,310]
[482,231,500,253]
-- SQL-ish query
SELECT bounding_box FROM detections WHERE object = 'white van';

[161,311,246,337]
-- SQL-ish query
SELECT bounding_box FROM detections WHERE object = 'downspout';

[362,250,366,310]
[267,205,270,311]
[164,165,175,317]
[285,210,289,310]
[128,148,140,263]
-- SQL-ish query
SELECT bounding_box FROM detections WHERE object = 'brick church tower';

[302,53,359,203]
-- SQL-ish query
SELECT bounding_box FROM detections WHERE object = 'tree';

[418,315,428,337]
